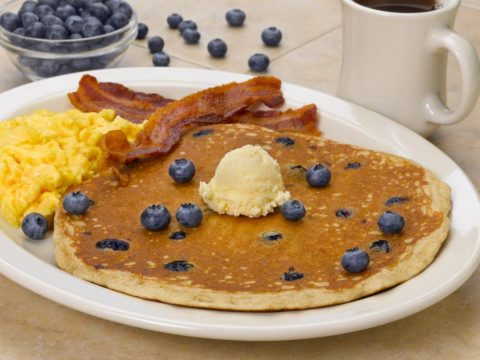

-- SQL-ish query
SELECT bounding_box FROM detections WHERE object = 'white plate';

[0,68,479,341]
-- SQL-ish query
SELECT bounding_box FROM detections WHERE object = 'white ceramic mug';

[338,0,480,136]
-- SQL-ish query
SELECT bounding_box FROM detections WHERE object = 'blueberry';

[64,15,83,33]
[96,238,130,251]
[18,55,39,68]
[225,9,246,27]
[116,1,133,18]
[36,5,55,18]
[141,204,171,231]
[370,240,391,253]
[262,231,282,241]
[70,57,92,70]
[336,208,354,219]
[55,4,77,20]
[306,164,331,187]
[169,158,195,183]
[182,28,200,44]
[377,211,405,234]
[88,3,111,22]
[147,35,164,53]
[26,22,46,38]
[152,51,170,67]
[109,12,129,29]
[38,0,59,8]
[207,38,227,58]
[169,231,186,240]
[63,191,92,215]
[69,37,88,51]
[176,203,203,228]
[275,137,295,146]
[164,260,194,272]
[46,24,69,39]
[341,248,370,273]
[19,1,38,16]
[70,32,83,39]
[0,12,20,32]
[345,162,361,169]
[11,28,27,46]
[21,213,48,240]
[281,200,306,221]
[21,12,39,29]
[248,53,270,72]
[178,20,197,34]
[282,267,304,281]
[192,129,213,137]
[261,26,282,47]
[166,13,183,29]
[104,0,120,13]
[385,196,409,206]
[41,14,64,27]
[136,22,148,39]
[103,24,115,33]
[65,0,86,9]
[82,17,104,37]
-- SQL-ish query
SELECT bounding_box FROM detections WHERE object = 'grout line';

[462,2,480,10]
[269,25,342,63]
[131,41,212,69]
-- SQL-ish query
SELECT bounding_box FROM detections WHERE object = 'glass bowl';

[0,0,138,80]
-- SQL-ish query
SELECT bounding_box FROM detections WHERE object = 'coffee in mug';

[353,0,441,13]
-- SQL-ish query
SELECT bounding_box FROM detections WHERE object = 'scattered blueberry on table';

[177,19,197,34]
[147,35,164,53]
[248,53,270,72]
[167,13,183,29]
[225,9,246,27]
[136,22,148,39]
[341,248,370,273]
[261,26,282,46]
[182,28,200,44]
[169,158,196,183]
[281,200,306,221]
[21,212,48,240]
[152,51,170,67]
[141,204,171,231]
[207,38,227,58]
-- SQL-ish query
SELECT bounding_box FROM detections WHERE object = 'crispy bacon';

[229,104,320,135]
[106,76,286,163]
[68,75,172,123]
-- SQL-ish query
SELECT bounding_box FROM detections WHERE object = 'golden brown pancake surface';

[55,124,446,297]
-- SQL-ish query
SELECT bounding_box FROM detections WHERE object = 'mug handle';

[425,27,480,125]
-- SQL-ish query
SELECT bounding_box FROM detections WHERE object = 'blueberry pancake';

[54,124,450,311]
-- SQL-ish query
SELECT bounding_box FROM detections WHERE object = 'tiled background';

[0,0,479,358]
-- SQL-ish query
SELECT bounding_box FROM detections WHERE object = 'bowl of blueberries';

[0,0,137,80]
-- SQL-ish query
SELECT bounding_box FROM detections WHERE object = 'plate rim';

[0,67,479,341]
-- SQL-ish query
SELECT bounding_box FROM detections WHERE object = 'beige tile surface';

[134,0,341,72]
[1,0,480,359]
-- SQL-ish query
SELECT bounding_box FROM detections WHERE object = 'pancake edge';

[54,131,451,311]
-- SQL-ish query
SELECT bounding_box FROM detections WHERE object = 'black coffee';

[353,0,441,13]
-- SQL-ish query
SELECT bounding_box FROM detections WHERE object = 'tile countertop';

[0,0,479,358]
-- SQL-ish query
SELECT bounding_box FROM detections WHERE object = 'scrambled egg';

[0,109,143,227]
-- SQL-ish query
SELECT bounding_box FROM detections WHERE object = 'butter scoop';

[199,145,290,217]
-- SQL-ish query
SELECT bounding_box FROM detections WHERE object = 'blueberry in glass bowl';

[0,0,138,80]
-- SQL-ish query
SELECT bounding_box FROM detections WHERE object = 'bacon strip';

[68,75,172,123]
[229,104,320,135]
[106,76,285,163]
